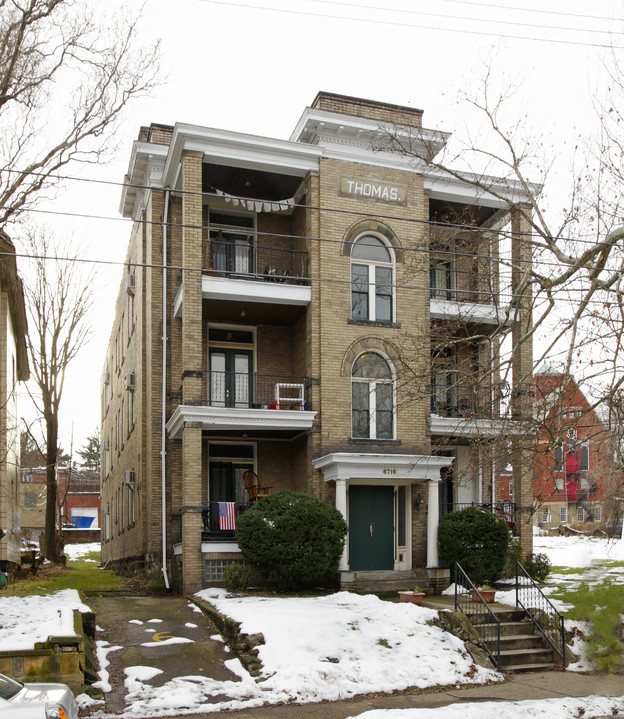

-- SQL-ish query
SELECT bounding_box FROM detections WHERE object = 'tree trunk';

[42,415,62,563]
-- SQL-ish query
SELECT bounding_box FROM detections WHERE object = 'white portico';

[312,452,454,573]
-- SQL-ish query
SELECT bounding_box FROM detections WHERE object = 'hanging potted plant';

[470,584,496,603]
[398,587,426,605]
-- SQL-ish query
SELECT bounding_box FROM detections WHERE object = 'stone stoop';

[339,569,430,594]
[468,608,559,673]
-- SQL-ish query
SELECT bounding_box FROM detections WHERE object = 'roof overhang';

[312,452,454,483]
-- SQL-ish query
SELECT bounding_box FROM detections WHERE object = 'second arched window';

[352,352,394,439]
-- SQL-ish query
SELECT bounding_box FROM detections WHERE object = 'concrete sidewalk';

[179,672,624,719]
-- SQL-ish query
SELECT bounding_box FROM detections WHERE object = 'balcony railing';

[201,501,246,540]
[200,371,311,410]
[205,239,309,285]
[430,383,499,418]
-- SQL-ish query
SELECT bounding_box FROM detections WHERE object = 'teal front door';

[348,485,395,571]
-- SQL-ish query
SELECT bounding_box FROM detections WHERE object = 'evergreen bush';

[223,562,251,592]
[524,551,551,582]
[236,491,347,589]
[438,507,510,585]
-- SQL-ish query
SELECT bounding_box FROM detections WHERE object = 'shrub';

[236,491,347,589]
[223,562,251,592]
[438,507,510,586]
[524,552,551,582]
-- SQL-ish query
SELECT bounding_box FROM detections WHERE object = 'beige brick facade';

[101,93,534,593]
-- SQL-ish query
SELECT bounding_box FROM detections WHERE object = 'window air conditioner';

[124,470,135,487]
[103,439,110,450]
[102,372,110,385]
[124,372,135,390]
[125,273,136,295]
[102,504,109,514]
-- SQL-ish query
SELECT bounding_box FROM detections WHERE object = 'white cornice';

[120,142,168,218]
[163,124,322,190]
[166,405,317,439]
[312,452,454,483]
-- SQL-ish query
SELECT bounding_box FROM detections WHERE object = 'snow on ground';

[534,533,624,568]
[64,542,101,561]
[0,589,92,651]
[346,695,624,719]
[199,590,499,701]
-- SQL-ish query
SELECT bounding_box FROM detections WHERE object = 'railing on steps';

[454,562,501,670]
[515,561,566,664]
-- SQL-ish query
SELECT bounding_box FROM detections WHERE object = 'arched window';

[351,235,394,322]
[352,352,394,439]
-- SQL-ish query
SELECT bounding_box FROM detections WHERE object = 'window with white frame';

[560,505,568,523]
[351,235,394,322]
[577,506,585,523]
[594,505,602,522]
[542,507,549,523]
[352,352,394,439]
[580,442,589,471]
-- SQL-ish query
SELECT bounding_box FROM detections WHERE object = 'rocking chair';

[243,470,272,508]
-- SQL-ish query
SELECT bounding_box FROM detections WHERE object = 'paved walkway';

[87,594,624,719]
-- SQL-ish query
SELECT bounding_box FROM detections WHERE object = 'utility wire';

[196,0,624,49]
[1,166,617,249]
[432,0,619,24]
[309,0,623,36]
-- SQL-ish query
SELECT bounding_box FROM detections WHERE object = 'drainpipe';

[161,188,171,590]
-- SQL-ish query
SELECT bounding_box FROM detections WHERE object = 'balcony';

[201,501,246,540]
[429,258,515,327]
[166,371,317,439]
[173,241,311,319]
[428,383,524,438]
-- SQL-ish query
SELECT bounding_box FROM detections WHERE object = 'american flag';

[218,502,236,530]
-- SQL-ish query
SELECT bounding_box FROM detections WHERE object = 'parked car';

[606,518,624,538]
[0,672,78,719]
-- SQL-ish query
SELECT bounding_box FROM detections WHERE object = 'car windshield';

[0,673,22,700]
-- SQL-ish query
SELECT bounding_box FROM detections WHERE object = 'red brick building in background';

[530,368,620,530]
[20,466,101,544]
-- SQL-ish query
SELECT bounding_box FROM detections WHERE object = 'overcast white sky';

[16,0,624,453]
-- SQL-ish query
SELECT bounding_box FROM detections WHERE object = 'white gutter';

[161,188,171,590]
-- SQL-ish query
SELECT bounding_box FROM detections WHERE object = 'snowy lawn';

[0,588,91,651]
[198,589,499,699]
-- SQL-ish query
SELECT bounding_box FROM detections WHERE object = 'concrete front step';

[496,634,553,652]
[499,647,558,667]
[502,661,557,673]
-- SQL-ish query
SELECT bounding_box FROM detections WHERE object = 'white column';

[335,479,349,571]
[427,479,440,568]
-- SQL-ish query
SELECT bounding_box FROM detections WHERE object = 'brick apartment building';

[531,368,620,530]
[101,92,534,594]
[0,230,30,572]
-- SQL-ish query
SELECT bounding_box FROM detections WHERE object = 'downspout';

[161,188,171,590]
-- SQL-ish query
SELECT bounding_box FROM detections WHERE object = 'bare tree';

[0,0,160,227]
[23,229,92,562]
[374,66,624,544]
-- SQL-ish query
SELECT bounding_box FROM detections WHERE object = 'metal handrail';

[515,560,566,664]
[454,562,501,669]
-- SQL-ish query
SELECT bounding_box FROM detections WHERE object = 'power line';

[434,0,619,24]
[308,0,623,36]
[1,166,617,249]
[196,0,624,49]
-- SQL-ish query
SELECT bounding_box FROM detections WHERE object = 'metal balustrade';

[429,383,500,418]
[201,501,245,539]
[454,562,501,669]
[445,502,516,531]
[205,239,309,285]
[204,371,310,410]
[515,561,566,664]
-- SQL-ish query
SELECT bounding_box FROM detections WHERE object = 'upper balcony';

[428,381,523,438]
[166,371,317,439]
[173,238,311,320]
